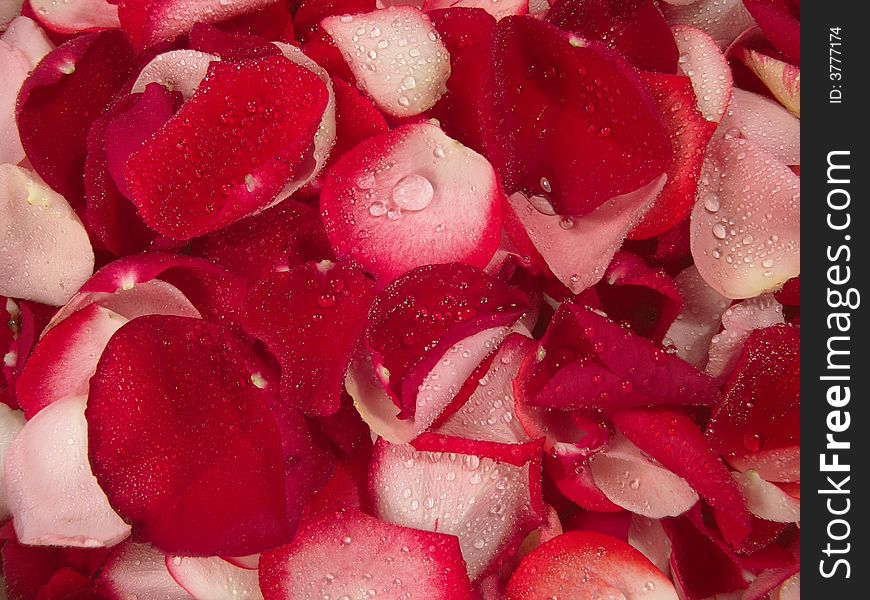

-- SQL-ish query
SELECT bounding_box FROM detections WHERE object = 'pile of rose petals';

[0,0,799,599]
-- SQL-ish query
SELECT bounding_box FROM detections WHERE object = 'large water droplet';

[392,174,434,211]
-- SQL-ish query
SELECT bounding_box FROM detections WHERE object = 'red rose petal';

[706,324,799,482]
[6,395,131,548]
[188,22,283,60]
[741,0,799,65]
[16,30,135,209]
[321,123,502,283]
[518,303,719,412]
[505,531,678,600]
[0,165,95,306]
[1,537,110,600]
[366,263,528,418]
[259,509,475,600]
[369,439,544,579]
[547,0,679,73]
[293,0,376,41]
[87,315,318,556]
[242,261,376,417]
[125,55,328,240]
[485,15,671,217]
[661,515,748,600]
[322,7,451,118]
[426,7,496,154]
[29,0,119,34]
[84,93,162,256]
[166,555,261,600]
[628,71,717,240]
[99,543,194,600]
[116,0,281,49]
[705,294,784,379]
[594,251,682,342]
[328,75,389,167]
[424,0,528,19]
[189,199,333,285]
[213,0,295,43]
[613,408,751,547]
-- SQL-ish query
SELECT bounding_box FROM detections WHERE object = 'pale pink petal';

[167,555,263,600]
[2,15,53,64]
[731,470,799,523]
[0,404,25,520]
[663,0,755,48]
[0,40,29,164]
[30,0,119,33]
[628,515,672,577]
[705,294,784,378]
[589,434,699,519]
[5,395,131,547]
[348,327,510,444]
[777,573,800,600]
[131,49,219,99]
[719,88,799,166]
[664,265,730,368]
[672,24,733,122]
[322,7,450,117]
[0,165,95,306]
[101,543,195,600]
[506,175,666,294]
[690,137,799,299]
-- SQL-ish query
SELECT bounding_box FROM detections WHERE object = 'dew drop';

[392,174,434,211]
[712,223,727,239]
[703,192,721,213]
[368,201,387,217]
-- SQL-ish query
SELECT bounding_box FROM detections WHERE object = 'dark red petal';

[774,276,800,306]
[259,509,475,600]
[547,0,679,73]
[212,0,296,43]
[84,92,162,256]
[189,199,333,285]
[518,304,719,412]
[116,0,282,50]
[243,261,376,417]
[505,531,678,599]
[301,29,356,83]
[742,562,801,600]
[87,315,318,555]
[320,123,503,284]
[328,76,389,168]
[293,0,376,41]
[661,515,748,600]
[613,408,751,547]
[16,31,136,210]
[706,324,800,481]
[741,0,800,65]
[485,15,671,216]
[427,7,497,154]
[187,22,283,60]
[366,263,528,418]
[628,71,717,240]
[1,537,110,600]
[594,251,682,343]
[125,55,328,240]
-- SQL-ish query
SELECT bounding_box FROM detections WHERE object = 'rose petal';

[741,0,799,65]
[5,395,131,548]
[116,0,281,49]
[29,0,119,33]
[486,15,671,217]
[663,265,730,368]
[505,531,678,600]
[424,0,528,20]
[322,6,451,117]
[16,30,135,209]
[259,509,474,599]
[369,439,544,579]
[243,261,376,417]
[99,543,194,600]
[736,41,800,117]
[663,0,755,48]
[690,136,800,299]
[705,294,784,378]
[546,0,679,73]
[506,176,667,295]
[613,408,751,547]
[87,315,320,556]
[0,403,25,519]
[320,123,502,283]
[166,555,263,600]
[124,55,329,240]
[671,24,733,122]
[0,164,94,306]
[132,49,220,100]
[719,88,800,166]
[732,470,799,523]
[628,515,672,575]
